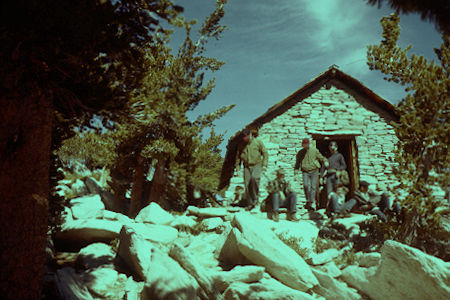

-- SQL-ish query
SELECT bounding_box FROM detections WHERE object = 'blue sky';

[169,0,443,153]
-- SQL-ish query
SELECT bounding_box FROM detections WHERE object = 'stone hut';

[219,66,399,203]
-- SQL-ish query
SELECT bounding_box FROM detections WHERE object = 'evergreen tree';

[366,0,450,35]
[0,1,181,298]
[367,13,449,251]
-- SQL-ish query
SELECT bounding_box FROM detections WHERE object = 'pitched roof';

[218,66,397,190]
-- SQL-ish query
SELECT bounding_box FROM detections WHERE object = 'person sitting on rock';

[265,168,298,222]
[327,183,351,216]
[344,181,401,221]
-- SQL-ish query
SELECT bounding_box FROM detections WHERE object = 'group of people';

[234,128,401,222]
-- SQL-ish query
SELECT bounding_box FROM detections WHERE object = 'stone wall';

[225,85,398,203]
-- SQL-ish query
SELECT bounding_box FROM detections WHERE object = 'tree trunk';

[148,159,170,209]
[0,93,53,299]
[129,156,147,217]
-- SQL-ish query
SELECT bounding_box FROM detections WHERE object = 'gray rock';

[135,202,175,225]
[71,179,89,197]
[84,267,127,299]
[127,222,178,245]
[84,177,102,195]
[76,243,115,269]
[213,265,265,292]
[272,220,320,258]
[312,268,362,300]
[187,206,228,218]
[358,252,381,268]
[230,213,318,291]
[307,248,340,265]
[200,217,224,231]
[314,261,342,278]
[70,194,104,219]
[170,215,197,230]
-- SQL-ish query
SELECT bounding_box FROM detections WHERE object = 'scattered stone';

[125,276,145,300]
[200,217,224,231]
[141,247,199,300]
[187,206,228,218]
[312,268,362,300]
[135,202,175,225]
[71,179,89,197]
[84,267,126,299]
[353,240,450,300]
[314,261,342,278]
[187,234,220,269]
[219,228,251,267]
[170,215,197,230]
[271,220,320,258]
[55,219,122,249]
[169,242,217,299]
[231,213,318,291]
[341,265,377,293]
[84,177,102,195]
[117,225,154,281]
[70,194,104,219]
[76,243,115,270]
[127,222,178,245]
[213,265,265,292]
[55,267,93,300]
[223,276,315,300]
[307,248,340,265]
[358,252,381,268]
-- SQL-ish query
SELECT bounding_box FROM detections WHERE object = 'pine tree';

[367,13,449,251]
[0,1,181,298]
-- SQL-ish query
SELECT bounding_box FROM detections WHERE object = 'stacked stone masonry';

[225,85,399,203]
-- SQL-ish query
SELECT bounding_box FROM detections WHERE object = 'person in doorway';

[266,169,298,222]
[325,141,347,196]
[344,180,401,221]
[294,138,328,211]
[235,128,268,210]
[327,183,350,216]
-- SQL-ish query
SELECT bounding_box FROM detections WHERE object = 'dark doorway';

[313,135,359,193]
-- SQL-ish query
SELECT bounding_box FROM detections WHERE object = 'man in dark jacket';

[266,169,298,222]
[325,141,347,196]
[235,128,268,210]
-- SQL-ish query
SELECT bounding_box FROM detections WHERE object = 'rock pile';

[45,176,450,300]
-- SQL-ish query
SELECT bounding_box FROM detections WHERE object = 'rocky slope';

[43,175,450,300]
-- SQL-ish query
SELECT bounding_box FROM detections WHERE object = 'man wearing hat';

[235,128,268,210]
[325,141,347,196]
[294,138,328,210]
[266,168,298,221]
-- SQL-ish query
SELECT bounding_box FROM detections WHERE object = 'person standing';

[235,128,268,210]
[266,169,298,222]
[294,138,328,210]
[325,141,347,196]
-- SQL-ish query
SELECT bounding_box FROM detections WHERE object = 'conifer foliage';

[367,13,449,251]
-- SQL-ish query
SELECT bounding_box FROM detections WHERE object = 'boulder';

[141,247,199,300]
[127,222,178,245]
[231,213,318,291]
[169,242,217,299]
[71,179,89,197]
[219,228,250,267]
[307,248,340,265]
[76,243,115,269]
[187,206,228,218]
[135,202,175,225]
[315,261,342,278]
[99,190,115,211]
[84,177,103,195]
[170,215,197,230]
[223,276,315,300]
[55,219,122,249]
[55,267,93,300]
[117,225,154,280]
[358,252,381,268]
[70,194,104,219]
[332,214,376,235]
[355,240,450,300]
[125,276,145,300]
[213,265,265,292]
[341,265,377,293]
[312,269,362,300]
[200,217,224,231]
[84,267,127,299]
[187,233,221,269]
[272,220,320,257]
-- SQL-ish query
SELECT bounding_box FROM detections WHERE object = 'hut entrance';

[313,134,360,193]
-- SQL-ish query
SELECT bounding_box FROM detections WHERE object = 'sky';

[169,0,443,154]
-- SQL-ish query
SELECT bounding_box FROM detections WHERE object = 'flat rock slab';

[187,206,228,218]
[70,194,105,219]
[135,202,174,225]
[230,213,318,291]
